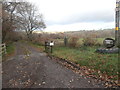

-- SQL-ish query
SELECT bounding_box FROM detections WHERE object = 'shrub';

[69,37,79,47]
[82,36,97,46]
[95,42,102,46]
[4,31,22,43]
[32,33,53,45]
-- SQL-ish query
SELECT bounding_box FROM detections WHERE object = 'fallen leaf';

[42,82,46,85]
[39,83,41,85]
[88,81,91,83]
[34,82,37,85]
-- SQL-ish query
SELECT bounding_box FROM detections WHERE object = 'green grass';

[78,38,114,45]
[97,38,104,44]
[6,43,15,55]
[51,46,118,78]
[2,42,15,61]
[96,38,115,44]
[32,43,44,51]
[26,41,44,51]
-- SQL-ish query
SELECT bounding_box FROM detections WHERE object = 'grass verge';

[6,43,15,54]
[51,46,118,80]
[25,41,44,52]
[2,42,15,61]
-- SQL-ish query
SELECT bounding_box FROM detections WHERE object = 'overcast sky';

[28,0,115,32]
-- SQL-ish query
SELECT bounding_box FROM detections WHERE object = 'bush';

[82,36,97,46]
[4,31,23,43]
[69,37,79,47]
[32,33,53,45]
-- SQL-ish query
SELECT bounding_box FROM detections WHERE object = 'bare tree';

[16,2,46,41]
[2,0,46,42]
[2,0,21,43]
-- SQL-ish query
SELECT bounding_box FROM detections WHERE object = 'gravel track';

[2,42,105,88]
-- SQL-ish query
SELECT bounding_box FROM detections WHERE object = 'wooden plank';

[0,44,5,46]
[0,43,7,55]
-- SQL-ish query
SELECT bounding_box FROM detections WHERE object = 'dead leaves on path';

[8,67,34,88]
[8,61,44,88]
[8,78,33,88]
[51,56,119,88]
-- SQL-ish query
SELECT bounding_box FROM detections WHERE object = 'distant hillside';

[28,29,115,40]
[63,29,115,38]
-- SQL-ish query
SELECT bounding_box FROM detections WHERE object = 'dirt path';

[2,42,105,88]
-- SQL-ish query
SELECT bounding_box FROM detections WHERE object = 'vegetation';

[2,0,46,43]
[68,37,79,47]
[31,43,44,51]
[2,0,46,58]
[51,46,118,79]
[6,43,15,55]
[2,42,15,61]
[15,2,46,41]
[82,37,97,46]
[25,40,44,52]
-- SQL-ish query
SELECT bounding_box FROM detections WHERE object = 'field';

[54,38,105,46]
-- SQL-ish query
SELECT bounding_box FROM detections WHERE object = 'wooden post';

[45,41,47,52]
[64,36,68,46]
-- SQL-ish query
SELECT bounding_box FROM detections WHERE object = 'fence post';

[45,41,47,52]
[64,36,68,46]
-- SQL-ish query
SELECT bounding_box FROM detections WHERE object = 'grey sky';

[46,10,114,25]
[28,0,115,32]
